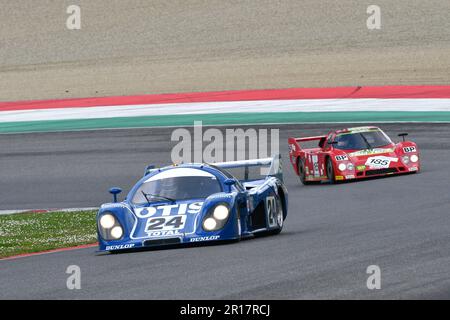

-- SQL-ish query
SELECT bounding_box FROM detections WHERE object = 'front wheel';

[326,157,336,184]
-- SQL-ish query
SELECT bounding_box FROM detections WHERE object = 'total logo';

[135,202,204,218]
[147,230,182,237]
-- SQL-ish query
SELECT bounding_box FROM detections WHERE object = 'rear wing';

[212,154,283,182]
[288,135,326,152]
[143,155,283,181]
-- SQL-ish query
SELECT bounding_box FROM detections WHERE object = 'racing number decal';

[365,156,398,169]
[145,215,187,232]
[368,158,389,166]
[266,196,277,228]
[146,218,166,230]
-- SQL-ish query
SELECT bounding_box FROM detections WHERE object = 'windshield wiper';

[141,191,176,204]
[360,133,373,149]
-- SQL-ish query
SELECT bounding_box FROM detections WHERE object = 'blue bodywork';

[96,155,288,253]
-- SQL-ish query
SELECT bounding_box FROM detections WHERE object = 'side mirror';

[144,165,156,176]
[109,187,122,203]
[398,133,408,142]
[224,178,237,192]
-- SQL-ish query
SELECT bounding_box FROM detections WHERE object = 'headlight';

[110,226,123,239]
[98,212,124,241]
[410,154,419,163]
[338,163,347,171]
[202,203,230,231]
[100,214,115,229]
[347,163,354,171]
[402,155,410,164]
[213,205,229,220]
[203,218,217,231]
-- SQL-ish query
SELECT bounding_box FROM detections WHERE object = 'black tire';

[297,157,309,185]
[256,196,284,236]
[326,157,336,184]
[266,197,284,236]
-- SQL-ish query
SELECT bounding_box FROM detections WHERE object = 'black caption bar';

[1,300,446,319]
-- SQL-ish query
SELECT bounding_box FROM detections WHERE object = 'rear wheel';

[269,197,284,235]
[326,157,336,184]
[297,158,310,185]
[257,196,284,236]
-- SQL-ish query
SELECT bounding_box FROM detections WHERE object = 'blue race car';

[96,155,288,253]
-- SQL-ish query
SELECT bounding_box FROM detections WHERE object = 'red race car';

[288,126,420,184]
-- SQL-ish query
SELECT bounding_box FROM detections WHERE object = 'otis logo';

[135,202,203,218]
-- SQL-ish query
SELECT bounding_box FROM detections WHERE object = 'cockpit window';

[131,168,222,204]
[334,129,392,150]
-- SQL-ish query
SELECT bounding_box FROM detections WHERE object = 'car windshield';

[131,168,222,204]
[334,130,392,150]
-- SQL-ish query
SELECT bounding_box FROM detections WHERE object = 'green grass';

[0,210,98,259]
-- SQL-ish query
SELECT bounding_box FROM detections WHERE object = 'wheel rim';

[276,199,283,228]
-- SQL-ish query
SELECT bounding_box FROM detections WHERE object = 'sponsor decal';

[365,156,398,169]
[348,148,394,157]
[408,167,418,172]
[105,244,135,251]
[346,127,378,133]
[335,175,344,180]
[289,144,296,153]
[356,165,366,171]
[335,155,349,161]
[135,202,203,218]
[101,203,129,210]
[207,193,232,200]
[403,146,417,153]
[345,175,355,179]
[147,230,182,237]
[266,196,278,228]
[190,235,220,242]
[132,202,204,238]
[312,155,319,177]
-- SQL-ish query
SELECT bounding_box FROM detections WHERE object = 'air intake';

[143,238,181,247]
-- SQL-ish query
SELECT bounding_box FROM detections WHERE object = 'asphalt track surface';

[1,123,450,299]
[1,0,450,101]
[1,0,450,300]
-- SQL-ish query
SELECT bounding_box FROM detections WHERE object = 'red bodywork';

[288,126,420,184]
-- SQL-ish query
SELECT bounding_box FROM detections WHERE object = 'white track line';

[1,98,450,122]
